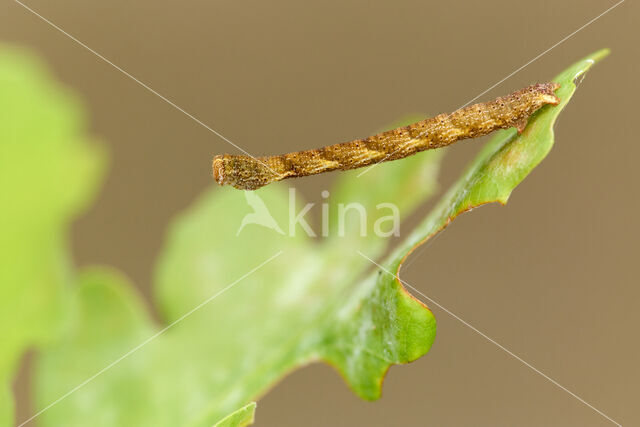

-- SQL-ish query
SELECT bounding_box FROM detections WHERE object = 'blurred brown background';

[1,0,637,425]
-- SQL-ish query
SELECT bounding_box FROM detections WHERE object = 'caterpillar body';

[213,82,560,191]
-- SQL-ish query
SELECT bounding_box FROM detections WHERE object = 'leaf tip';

[591,48,611,63]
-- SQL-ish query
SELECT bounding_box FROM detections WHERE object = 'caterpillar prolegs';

[213,82,560,191]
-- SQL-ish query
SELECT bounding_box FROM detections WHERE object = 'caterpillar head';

[212,154,277,191]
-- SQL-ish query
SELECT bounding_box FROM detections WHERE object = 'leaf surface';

[213,402,256,427]
[0,45,106,423]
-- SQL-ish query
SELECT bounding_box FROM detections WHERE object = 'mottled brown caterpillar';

[213,82,560,191]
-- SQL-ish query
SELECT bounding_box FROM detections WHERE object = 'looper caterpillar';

[213,82,560,191]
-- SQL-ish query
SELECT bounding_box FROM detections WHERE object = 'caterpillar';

[213,82,560,191]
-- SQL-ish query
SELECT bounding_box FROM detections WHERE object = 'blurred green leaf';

[0,386,11,427]
[213,402,256,427]
[33,49,606,426]
[0,44,106,422]
[34,268,168,426]
[35,134,441,426]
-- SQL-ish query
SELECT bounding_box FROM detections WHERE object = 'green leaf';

[213,402,256,427]
[33,49,606,426]
[0,44,106,420]
[34,144,441,425]
[34,268,172,426]
[0,385,12,427]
